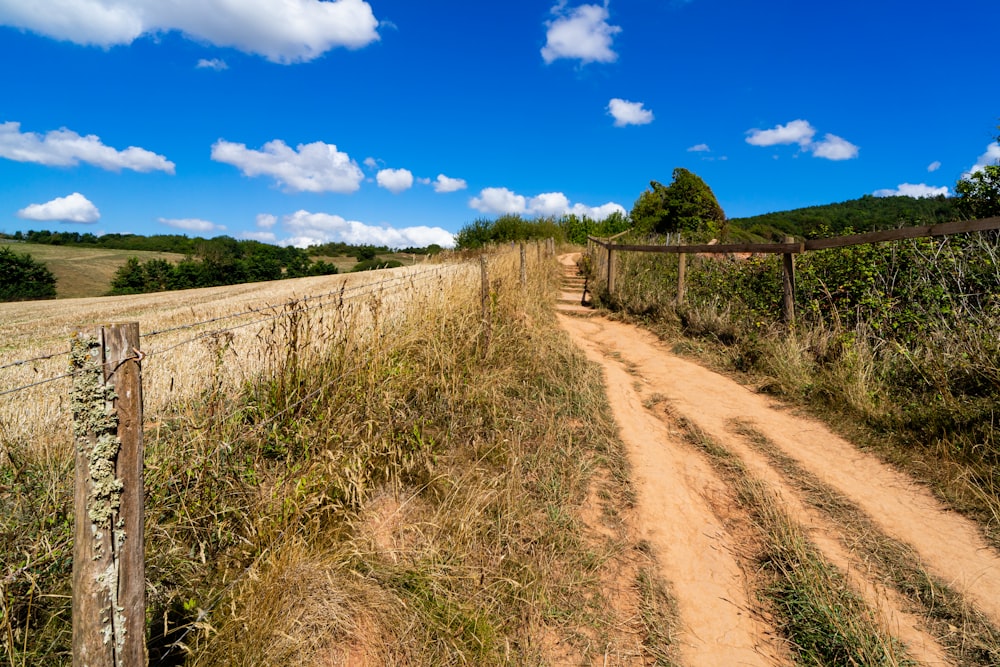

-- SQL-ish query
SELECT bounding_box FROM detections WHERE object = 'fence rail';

[587,215,1000,323]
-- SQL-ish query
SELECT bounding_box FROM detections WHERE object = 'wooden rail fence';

[588,216,1000,323]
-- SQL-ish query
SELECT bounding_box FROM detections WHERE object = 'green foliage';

[0,246,57,301]
[630,168,726,238]
[454,212,630,249]
[730,195,960,240]
[955,164,1000,219]
[108,243,338,295]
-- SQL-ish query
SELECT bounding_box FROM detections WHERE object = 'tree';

[955,123,1000,220]
[630,168,726,238]
[0,247,57,301]
[955,164,1000,219]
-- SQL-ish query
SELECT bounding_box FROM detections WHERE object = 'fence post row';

[71,323,146,667]
[519,243,527,288]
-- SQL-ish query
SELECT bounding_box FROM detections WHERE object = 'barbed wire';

[0,372,73,398]
[144,264,463,340]
[0,349,65,373]
[143,266,469,359]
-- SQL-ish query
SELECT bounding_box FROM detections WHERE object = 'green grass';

[4,243,186,299]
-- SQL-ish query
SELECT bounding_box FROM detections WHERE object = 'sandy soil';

[555,253,1000,666]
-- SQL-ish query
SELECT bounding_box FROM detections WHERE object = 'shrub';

[0,246,57,301]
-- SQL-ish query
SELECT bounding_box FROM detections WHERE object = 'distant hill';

[2,243,186,299]
[728,195,960,241]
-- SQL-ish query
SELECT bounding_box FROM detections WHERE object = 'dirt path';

[554,253,1000,666]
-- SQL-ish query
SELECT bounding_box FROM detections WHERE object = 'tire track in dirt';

[558,305,1000,665]
[556,315,790,665]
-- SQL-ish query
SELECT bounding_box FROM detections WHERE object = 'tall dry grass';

[2,244,652,665]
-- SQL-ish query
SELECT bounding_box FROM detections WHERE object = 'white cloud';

[0,0,380,64]
[432,174,467,193]
[687,143,710,152]
[746,119,816,147]
[256,213,277,228]
[211,139,364,193]
[17,192,100,223]
[469,186,625,220]
[746,119,858,161]
[0,121,175,173]
[375,168,413,194]
[607,98,653,127]
[541,3,621,65]
[196,58,228,70]
[363,156,380,170]
[811,133,859,161]
[158,217,226,232]
[278,210,455,248]
[964,142,1000,177]
[873,183,950,198]
[927,160,941,173]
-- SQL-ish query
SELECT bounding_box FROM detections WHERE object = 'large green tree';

[955,124,1000,219]
[0,247,57,301]
[630,168,726,237]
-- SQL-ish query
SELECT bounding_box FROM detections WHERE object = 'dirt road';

[556,254,1000,666]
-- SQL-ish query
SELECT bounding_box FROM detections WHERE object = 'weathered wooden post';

[606,245,617,297]
[480,257,491,356]
[781,237,796,324]
[71,323,146,667]
[519,243,527,288]
[676,252,687,306]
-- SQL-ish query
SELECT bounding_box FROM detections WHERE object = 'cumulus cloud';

[746,119,858,161]
[211,139,364,193]
[242,230,278,243]
[607,98,653,127]
[964,142,1000,177]
[0,121,175,173]
[375,167,413,194]
[17,192,100,223]
[745,119,816,147]
[687,143,710,152]
[277,210,455,248]
[927,160,941,173]
[158,217,226,232]
[872,183,950,198]
[541,2,621,65]
[432,174,467,193]
[363,156,380,170]
[0,0,380,64]
[469,186,625,220]
[811,133,859,161]
[196,58,228,70]
[256,213,277,228]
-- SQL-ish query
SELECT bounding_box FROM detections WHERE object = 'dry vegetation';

[1,246,667,665]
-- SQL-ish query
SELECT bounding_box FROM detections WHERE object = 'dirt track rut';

[555,253,1000,666]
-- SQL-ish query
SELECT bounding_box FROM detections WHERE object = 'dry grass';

[1,244,654,665]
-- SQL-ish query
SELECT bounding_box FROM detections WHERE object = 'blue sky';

[1,0,998,248]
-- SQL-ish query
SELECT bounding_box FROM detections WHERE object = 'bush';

[0,246,57,301]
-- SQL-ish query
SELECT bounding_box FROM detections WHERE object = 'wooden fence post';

[71,323,146,667]
[606,245,617,297]
[781,237,796,324]
[676,252,687,306]
[519,243,527,288]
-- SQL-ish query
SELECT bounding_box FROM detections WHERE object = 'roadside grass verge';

[1,246,658,665]
[733,421,1000,665]
[663,411,910,665]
